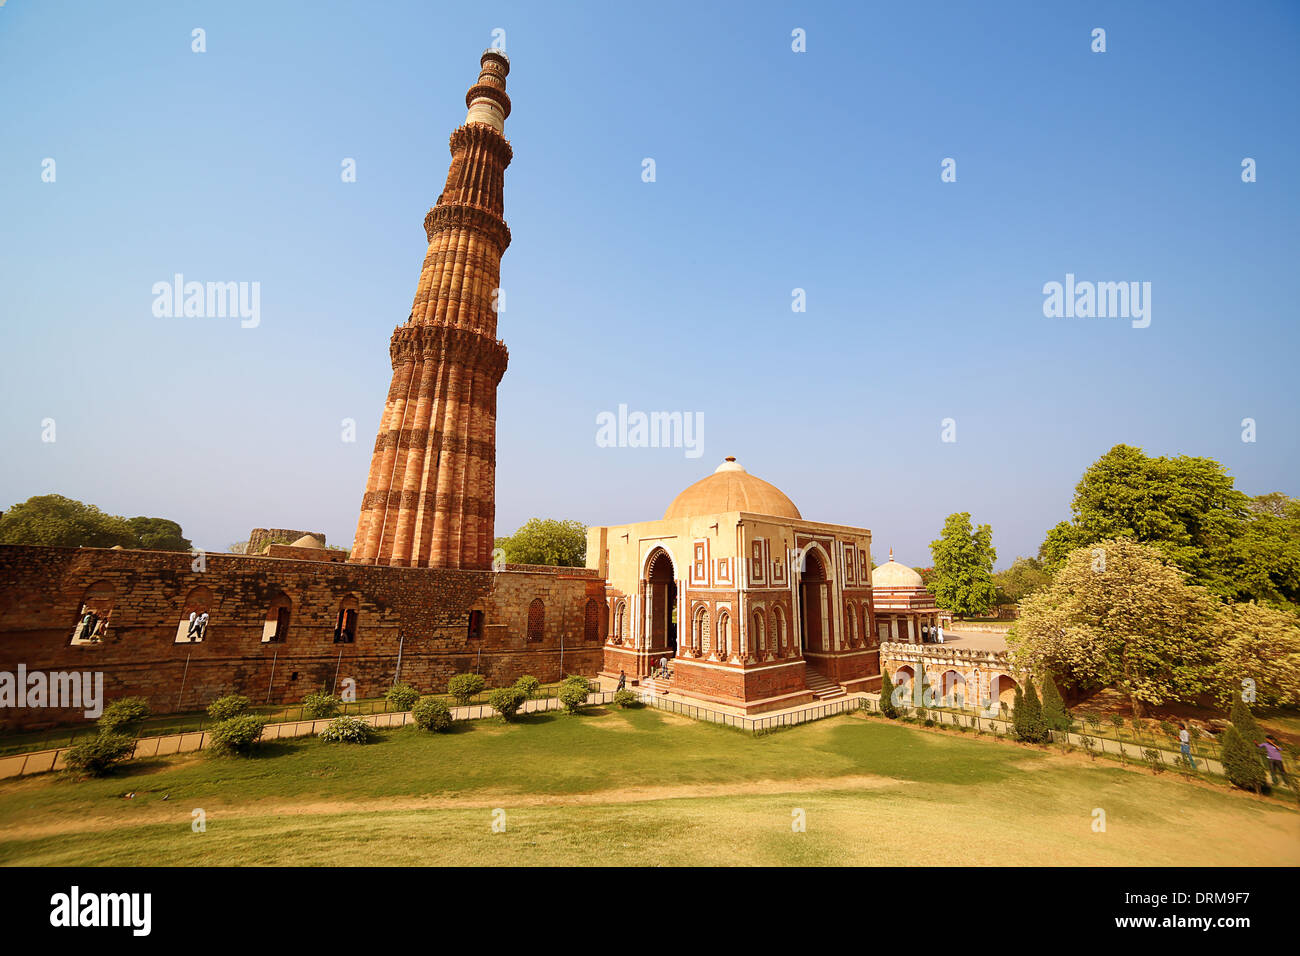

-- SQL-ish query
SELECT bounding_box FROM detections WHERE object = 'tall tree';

[1040,673,1070,731]
[1038,445,1300,606]
[125,516,192,552]
[1209,602,1300,708]
[0,495,193,552]
[993,556,1052,605]
[1009,539,1220,716]
[495,518,587,567]
[929,512,997,617]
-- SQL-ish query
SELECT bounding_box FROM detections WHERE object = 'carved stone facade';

[878,642,1024,713]
[351,50,514,570]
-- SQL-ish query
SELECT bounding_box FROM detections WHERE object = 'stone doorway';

[646,548,678,656]
[799,548,827,654]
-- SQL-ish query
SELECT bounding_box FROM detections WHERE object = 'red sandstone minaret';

[351,49,513,569]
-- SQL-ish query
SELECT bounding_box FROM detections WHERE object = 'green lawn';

[1,706,1296,866]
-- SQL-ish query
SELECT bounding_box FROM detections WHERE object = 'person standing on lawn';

[1178,723,1196,769]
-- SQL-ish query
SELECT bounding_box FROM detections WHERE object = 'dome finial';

[889,546,894,562]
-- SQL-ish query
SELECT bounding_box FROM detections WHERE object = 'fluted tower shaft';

[352,50,513,569]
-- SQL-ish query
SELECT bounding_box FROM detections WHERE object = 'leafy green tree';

[1036,446,1298,607]
[929,513,998,617]
[1014,679,1048,742]
[0,494,192,551]
[1220,726,1266,793]
[879,669,898,718]
[494,518,587,567]
[1009,539,1220,716]
[1228,698,1264,747]
[124,516,192,552]
[1209,602,1300,707]
[1040,673,1070,731]
[992,556,1052,605]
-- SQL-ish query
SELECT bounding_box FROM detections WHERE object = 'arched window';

[844,602,856,646]
[584,598,601,641]
[692,605,709,656]
[262,592,291,643]
[717,611,731,660]
[612,600,626,643]
[753,610,766,656]
[771,606,787,656]
[175,585,215,644]
[71,581,115,645]
[335,595,359,643]
[467,609,484,641]
[526,599,545,642]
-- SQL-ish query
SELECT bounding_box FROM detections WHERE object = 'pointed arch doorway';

[644,548,678,657]
[799,548,828,656]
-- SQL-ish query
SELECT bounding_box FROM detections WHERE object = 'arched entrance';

[799,548,828,655]
[645,548,677,656]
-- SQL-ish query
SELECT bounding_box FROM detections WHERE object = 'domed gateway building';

[588,458,881,713]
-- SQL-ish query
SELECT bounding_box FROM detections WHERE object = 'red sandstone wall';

[0,545,603,730]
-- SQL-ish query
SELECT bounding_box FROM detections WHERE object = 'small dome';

[664,457,801,520]
[290,534,324,549]
[872,551,924,589]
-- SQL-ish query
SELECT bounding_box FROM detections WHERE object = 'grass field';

[1,706,1297,866]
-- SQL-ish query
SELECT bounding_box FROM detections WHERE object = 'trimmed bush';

[64,732,135,777]
[412,696,453,733]
[613,689,639,708]
[98,696,151,733]
[1040,673,1070,732]
[1221,726,1266,793]
[514,675,541,699]
[447,673,485,706]
[386,683,419,711]
[207,694,251,721]
[207,715,268,756]
[489,687,527,721]
[558,680,590,714]
[1229,699,1263,746]
[879,670,898,719]
[319,715,374,744]
[301,692,340,720]
[1013,679,1048,743]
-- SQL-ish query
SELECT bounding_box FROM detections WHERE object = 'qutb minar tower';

[352,50,513,568]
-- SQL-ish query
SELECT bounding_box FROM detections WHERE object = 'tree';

[1008,539,1220,716]
[1209,602,1300,708]
[1220,726,1265,793]
[1014,679,1048,742]
[929,512,997,617]
[879,669,898,718]
[992,556,1051,605]
[1035,445,1299,607]
[124,516,192,552]
[0,494,192,551]
[495,518,587,567]
[1040,673,1070,731]
[1228,698,1264,747]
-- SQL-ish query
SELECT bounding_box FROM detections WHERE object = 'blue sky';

[2,0,1297,568]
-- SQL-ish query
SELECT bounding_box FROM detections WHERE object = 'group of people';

[1177,721,1291,787]
[920,623,945,644]
[74,609,106,643]
[185,610,210,642]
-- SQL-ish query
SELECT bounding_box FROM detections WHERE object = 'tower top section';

[464,49,512,133]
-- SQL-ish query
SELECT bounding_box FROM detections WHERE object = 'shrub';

[1082,711,1102,733]
[1141,747,1165,774]
[1080,735,1097,759]
[98,696,151,734]
[514,675,541,699]
[1158,720,1178,740]
[207,715,268,756]
[1229,699,1264,746]
[1013,680,1048,743]
[64,732,135,777]
[613,689,639,708]
[558,680,590,714]
[878,670,898,719]
[447,673,485,706]
[386,683,419,711]
[412,696,453,732]
[319,715,373,744]
[207,694,250,721]
[301,692,340,720]
[1040,673,1070,732]
[489,687,527,721]
[1221,726,1266,793]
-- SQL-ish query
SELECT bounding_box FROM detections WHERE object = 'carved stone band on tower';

[351,49,513,569]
